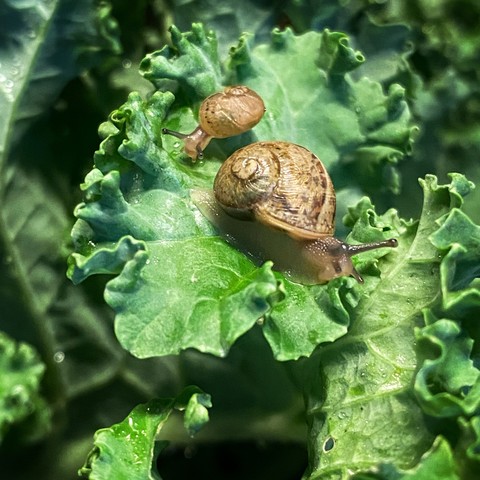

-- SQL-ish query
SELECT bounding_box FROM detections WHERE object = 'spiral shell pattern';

[200,86,265,138]
[214,141,336,238]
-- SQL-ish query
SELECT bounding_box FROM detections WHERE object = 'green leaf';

[368,1,480,73]
[0,0,120,149]
[304,174,474,478]
[3,2,480,479]
[0,333,50,444]
[108,239,278,357]
[414,312,480,418]
[0,0,137,475]
[175,386,212,437]
[397,437,460,480]
[68,91,282,359]
[227,28,416,194]
[459,416,480,465]
[353,436,460,480]
[0,0,121,336]
[0,0,124,441]
[140,24,223,99]
[79,387,211,480]
[410,175,480,421]
[69,25,417,361]
[367,1,480,224]
[69,236,147,285]
[166,0,283,58]
[93,90,184,182]
[183,393,211,436]
[430,207,480,316]
[262,277,352,361]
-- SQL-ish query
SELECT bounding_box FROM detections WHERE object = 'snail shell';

[214,141,336,240]
[200,86,265,138]
[162,86,265,160]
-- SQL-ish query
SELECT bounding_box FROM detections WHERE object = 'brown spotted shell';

[199,86,265,138]
[213,141,336,239]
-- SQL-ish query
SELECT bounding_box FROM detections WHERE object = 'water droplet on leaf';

[53,351,65,363]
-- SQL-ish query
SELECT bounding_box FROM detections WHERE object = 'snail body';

[196,141,397,284]
[162,86,265,160]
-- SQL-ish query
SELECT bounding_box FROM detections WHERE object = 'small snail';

[193,141,398,284]
[162,86,265,160]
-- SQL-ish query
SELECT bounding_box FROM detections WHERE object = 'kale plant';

[1,1,479,479]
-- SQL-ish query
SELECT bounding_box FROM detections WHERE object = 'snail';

[192,141,398,284]
[162,86,265,160]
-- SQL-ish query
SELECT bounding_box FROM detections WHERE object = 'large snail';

[193,141,398,284]
[162,86,265,160]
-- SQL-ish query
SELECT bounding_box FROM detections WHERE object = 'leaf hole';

[323,436,335,452]
[460,385,471,397]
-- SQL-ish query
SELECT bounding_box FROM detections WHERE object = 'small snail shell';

[196,141,398,284]
[162,86,265,161]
